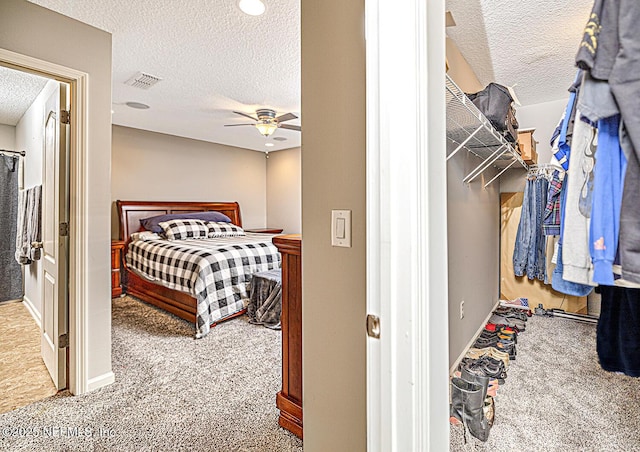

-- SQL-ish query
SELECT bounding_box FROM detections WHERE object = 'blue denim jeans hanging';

[513,176,548,281]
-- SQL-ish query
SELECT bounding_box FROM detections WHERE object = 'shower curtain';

[0,155,23,302]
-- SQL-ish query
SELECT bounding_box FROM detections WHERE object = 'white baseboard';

[87,371,115,392]
[449,299,500,376]
[22,295,41,328]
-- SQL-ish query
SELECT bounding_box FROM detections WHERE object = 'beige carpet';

[450,315,640,451]
[0,301,57,414]
[0,296,302,451]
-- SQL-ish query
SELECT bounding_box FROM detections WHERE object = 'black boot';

[450,377,491,442]
[461,367,488,400]
[461,367,495,428]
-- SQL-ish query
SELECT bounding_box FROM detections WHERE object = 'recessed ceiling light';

[126,101,150,110]
[265,143,275,147]
[239,0,266,16]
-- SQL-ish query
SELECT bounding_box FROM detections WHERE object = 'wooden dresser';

[272,234,302,438]
[111,240,125,298]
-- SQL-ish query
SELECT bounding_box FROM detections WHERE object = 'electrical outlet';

[459,300,465,319]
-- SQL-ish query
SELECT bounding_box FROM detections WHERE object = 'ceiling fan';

[224,109,301,137]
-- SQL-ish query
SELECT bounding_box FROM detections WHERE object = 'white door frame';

[0,48,91,395]
[365,0,450,450]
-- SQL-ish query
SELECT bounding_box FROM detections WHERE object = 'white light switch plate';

[331,210,351,247]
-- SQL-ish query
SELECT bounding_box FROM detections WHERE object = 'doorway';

[0,63,70,413]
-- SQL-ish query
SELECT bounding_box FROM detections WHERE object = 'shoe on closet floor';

[462,357,507,385]
[500,297,531,313]
[494,307,529,322]
[489,314,526,331]
[481,328,517,343]
[465,347,491,360]
[450,377,492,442]
[452,369,499,398]
[488,347,510,370]
[486,321,522,335]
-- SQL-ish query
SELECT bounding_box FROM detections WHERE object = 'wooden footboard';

[124,268,248,326]
[123,268,197,322]
[117,200,247,327]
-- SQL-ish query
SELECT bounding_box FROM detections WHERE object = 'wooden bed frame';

[116,200,246,325]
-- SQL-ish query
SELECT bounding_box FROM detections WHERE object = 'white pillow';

[130,231,161,242]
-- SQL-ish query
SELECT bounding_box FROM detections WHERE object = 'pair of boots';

[450,368,494,442]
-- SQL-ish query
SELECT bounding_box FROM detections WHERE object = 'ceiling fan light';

[238,0,266,16]
[256,122,277,137]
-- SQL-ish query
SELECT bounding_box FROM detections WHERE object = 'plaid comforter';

[126,234,281,338]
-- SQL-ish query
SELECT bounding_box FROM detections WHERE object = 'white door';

[365,0,449,450]
[41,83,69,390]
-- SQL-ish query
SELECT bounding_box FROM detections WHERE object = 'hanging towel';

[15,189,29,264]
[15,185,42,265]
[29,185,42,261]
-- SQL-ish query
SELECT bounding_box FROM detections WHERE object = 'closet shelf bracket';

[463,144,507,184]
[446,74,528,187]
[447,125,483,162]
[484,160,518,188]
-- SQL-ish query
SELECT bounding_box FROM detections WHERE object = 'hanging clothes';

[551,170,593,297]
[513,173,548,281]
[542,169,564,236]
[559,110,598,286]
[597,285,640,377]
[589,115,627,285]
[576,0,640,285]
[573,0,640,377]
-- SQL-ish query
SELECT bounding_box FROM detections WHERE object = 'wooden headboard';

[117,200,243,241]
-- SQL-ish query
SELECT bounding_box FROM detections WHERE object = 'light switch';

[336,218,346,239]
[331,210,351,247]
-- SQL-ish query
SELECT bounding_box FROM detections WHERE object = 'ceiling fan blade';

[224,123,255,127]
[275,112,298,123]
[279,124,302,132]
[233,111,259,121]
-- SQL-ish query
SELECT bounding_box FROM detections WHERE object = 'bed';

[116,200,281,338]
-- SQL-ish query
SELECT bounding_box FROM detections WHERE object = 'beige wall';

[0,124,15,149]
[500,98,568,193]
[0,0,113,384]
[516,98,568,163]
[446,37,484,93]
[446,38,502,366]
[111,125,267,238]
[266,147,301,234]
[301,0,367,450]
[15,79,58,321]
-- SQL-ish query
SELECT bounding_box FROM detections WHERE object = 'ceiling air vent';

[124,72,162,90]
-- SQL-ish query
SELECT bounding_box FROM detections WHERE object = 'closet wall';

[14,79,58,324]
[500,98,568,192]
[446,38,502,367]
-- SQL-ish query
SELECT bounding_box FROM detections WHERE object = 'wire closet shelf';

[446,74,528,187]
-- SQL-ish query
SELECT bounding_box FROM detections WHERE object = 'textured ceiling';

[28,0,301,152]
[0,66,49,126]
[446,0,593,106]
[11,1,593,150]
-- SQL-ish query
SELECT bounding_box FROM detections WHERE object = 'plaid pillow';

[158,219,210,241]
[207,222,246,238]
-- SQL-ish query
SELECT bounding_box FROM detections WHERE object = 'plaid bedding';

[126,233,281,338]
